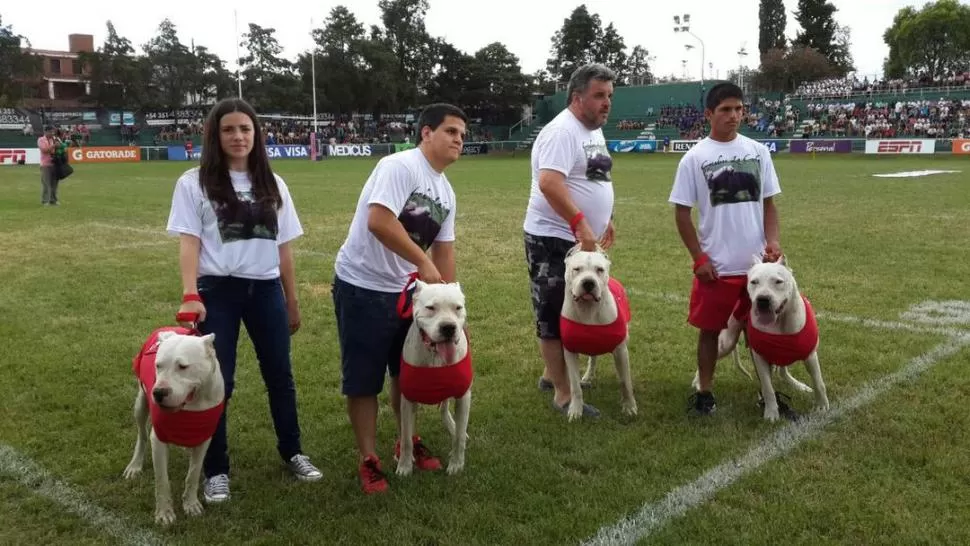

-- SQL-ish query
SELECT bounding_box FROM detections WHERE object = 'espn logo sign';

[865,139,935,155]
[0,147,40,165]
[0,148,26,164]
[878,141,921,153]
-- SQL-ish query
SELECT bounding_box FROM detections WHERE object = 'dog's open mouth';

[575,292,600,302]
[754,299,787,326]
[420,330,458,363]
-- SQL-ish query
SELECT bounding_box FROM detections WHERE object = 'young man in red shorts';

[668,82,783,416]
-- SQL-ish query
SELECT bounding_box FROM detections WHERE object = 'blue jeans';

[196,275,303,478]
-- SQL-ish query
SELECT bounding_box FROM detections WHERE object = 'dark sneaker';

[688,391,717,416]
[203,474,230,503]
[759,392,801,422]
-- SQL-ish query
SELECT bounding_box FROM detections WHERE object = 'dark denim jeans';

[196,275,303,478]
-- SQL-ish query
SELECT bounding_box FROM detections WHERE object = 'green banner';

[394,142,416,152]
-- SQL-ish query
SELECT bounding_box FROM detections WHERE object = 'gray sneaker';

[286,454,322,481]
[203,474,230,503]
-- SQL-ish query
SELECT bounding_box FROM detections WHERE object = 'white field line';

[583,333,970,546]
[0,443,164,546]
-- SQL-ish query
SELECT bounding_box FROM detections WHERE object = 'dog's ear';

[565,243,582,259]
[200,333,218,363]
[414,279,427,296]
[776,254,787,268]
[751,253,763,269]
[452,281,461,292]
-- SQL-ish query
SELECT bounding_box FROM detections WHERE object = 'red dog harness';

[746,296,819,366]
[560,278,632,356]
[396,273,474,405]
[132,327,224,447]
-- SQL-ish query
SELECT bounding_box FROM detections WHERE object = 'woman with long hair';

[166,98,322,504]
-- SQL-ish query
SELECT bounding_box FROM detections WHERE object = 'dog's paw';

[815,400,830,412]
[182,497,204,517]
[621,399,638,417]
[395,461,413,477]
[154,505,176,525]
[792,382,814,394]
[567,401,584,422]
[122,464,142,480]
[446,455,465,475]
[763,407,781,422]
[580,379,594,390]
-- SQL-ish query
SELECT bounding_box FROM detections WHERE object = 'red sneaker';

[394,435,442,471]
[358,455,388,494]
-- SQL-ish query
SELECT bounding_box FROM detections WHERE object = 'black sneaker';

[687,391,716,416]
[758,392,801,422]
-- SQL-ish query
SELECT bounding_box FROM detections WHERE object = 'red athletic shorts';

[688,275,752,331]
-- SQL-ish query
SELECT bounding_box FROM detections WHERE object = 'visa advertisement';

[167,145,311,161]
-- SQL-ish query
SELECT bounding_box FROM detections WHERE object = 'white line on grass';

[0,443,164,546]
[582,334,970,546]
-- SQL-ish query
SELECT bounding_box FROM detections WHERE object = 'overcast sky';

[3,0,929,81]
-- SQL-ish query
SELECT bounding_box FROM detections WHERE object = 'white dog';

[123,328,225,525]
[397,281,472,476]
[716,256,830,421]
[559,245,637,422]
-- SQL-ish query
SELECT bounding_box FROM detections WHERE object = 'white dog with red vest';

[716,256,830,421]
[560,245,637,422]
[397,280,472,476]
[123,327,225,525]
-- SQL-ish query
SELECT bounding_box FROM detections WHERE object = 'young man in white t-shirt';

[668,82,787,417]
[332,103,468,494]
[523,63,618,418]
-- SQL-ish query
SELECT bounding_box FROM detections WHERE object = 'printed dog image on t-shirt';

[213,190,279,243]
[584,143,613,182]
[701,156,762,207]
[399,191,450,251]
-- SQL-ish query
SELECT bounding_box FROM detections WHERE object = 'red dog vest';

[746,296,819,366]
[400,351,473,405]
[560,278,632,356]
[132,327,224,447]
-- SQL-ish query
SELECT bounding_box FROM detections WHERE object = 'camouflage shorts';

[524,232,573,339]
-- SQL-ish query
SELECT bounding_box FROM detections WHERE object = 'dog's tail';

[732,346,754,380]
[440,402,456,436]
[440,401,470,442]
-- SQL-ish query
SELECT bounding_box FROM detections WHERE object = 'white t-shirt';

[523,108,614,242]
[166,168,303,280]
[334,148,457,293]
[668,134,781,276]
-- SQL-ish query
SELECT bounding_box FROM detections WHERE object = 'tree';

[792,0,850,74]
[142,19,196,112]
[0,15,40,106]
[238,23,301,112]
[754,46,835,92]
[596,23,627,84]
[546,5,603,82]
[882,0,970,81]
[81,21,146,108]
[829,24,854,75]
[626,45,653,86]
[379,0,436,106]
[758,0,787,56]
[469,42,532,124]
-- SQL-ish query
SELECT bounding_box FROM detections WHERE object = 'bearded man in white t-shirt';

[331,103,468,494]
[668,82,787,418]
[523,63,618,418]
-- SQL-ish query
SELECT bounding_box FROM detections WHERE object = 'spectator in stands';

[38,126,58,206]
[330,103,467,494]
[167,97,323,505]
[523,62,617,418]
[668,82,787,418]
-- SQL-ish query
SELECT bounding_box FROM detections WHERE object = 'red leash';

[396,272,420,319]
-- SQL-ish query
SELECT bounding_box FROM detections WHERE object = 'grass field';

[1,153,969,546]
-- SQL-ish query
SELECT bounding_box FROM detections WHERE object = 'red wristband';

[182,293,202,303]
[175,312,200,323]
[692,253,709,272]
[569,211,585,234]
